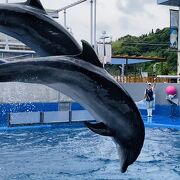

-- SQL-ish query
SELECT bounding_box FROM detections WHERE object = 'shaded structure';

[110,55,166,82]
[157,0,180,75]
[111,55,166,65]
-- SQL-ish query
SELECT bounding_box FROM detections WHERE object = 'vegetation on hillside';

[108,28,177,76]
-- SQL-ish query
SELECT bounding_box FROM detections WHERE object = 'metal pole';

[178,7,180,80]
[103,37,105,68]
[64,9,67,28]
[122,65,125,77]
[90,0,93,46]
[57,0,87,12]
[93,0,97,52]
[125,58,128,76]
[5,0,9,50]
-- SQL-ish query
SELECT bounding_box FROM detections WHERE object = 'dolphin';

[0,0,81,56]
[0,41,145,173]
[0,0,145,172]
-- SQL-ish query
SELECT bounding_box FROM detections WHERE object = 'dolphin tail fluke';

[120,148,136,173]
[117,139,143,173]
[84,121,113,136]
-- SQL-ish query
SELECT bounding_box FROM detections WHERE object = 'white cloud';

[0,0,174,43]
[116,0,154,15]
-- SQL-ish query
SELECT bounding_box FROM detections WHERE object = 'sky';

[0,0,176,43]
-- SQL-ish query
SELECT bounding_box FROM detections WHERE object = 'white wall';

[0,82,72,103]
[0,82,180,105]
[122,83,180,105]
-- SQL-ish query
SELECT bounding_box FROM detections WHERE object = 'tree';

[110,28,177,75]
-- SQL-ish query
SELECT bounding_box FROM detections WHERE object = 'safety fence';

[3,102,94,127]
[113,76,171,83]
[9,110,94,126]
[1,102,179,129]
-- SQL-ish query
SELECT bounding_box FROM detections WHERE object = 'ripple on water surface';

[0,128,179,180]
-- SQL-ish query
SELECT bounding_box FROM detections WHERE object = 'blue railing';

[0,102,179,129]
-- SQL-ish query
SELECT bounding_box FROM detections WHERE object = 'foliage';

[109,28,177,76]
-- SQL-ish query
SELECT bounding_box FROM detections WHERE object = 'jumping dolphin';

[0,0,81,56]
[0,0,145,172]
[0,41,145,173]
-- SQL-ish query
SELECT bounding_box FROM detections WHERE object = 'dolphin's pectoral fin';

[25,0,46,12]
[77,40,103,68]
[84,121,113,136]
[0,59,7,64]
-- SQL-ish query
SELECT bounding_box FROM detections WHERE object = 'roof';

[157,0,180,6]
[111,55,166,65]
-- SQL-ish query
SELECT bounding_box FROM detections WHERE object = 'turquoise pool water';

[0,126,179,180]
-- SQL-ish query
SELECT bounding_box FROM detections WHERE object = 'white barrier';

[44,111,69,123]
[9,110,95,126]
[71,110,94,122]
[10,112,40,125]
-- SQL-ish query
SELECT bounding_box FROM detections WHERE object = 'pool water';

[0,127,179,180]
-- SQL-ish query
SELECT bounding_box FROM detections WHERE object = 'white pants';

[146,101,153,109]
[146,101,153,116]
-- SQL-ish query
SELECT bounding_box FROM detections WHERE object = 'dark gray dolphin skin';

[0,41,145,173]
[0,0,145,173]
[0,0,81,56]
[0,59,7,64]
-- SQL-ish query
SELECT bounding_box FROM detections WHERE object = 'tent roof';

[111,55,166,65]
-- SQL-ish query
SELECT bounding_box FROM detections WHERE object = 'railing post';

[69,102,72,123]
[40,112,44,124]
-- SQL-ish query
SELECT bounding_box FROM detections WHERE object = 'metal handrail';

[56,0,87,12]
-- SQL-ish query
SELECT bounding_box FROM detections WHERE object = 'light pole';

[93,0,97,51]
[90,0,93,46]
[100,31,111,68]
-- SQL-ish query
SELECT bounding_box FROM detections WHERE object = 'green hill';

[110,28,177,76]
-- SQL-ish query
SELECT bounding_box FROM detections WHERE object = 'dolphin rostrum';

[0,41,145,173]
[0,0,81,56]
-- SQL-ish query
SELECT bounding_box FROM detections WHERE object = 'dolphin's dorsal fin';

[25,0,45,11]
[84,121,113,136]
[78,40,103,68]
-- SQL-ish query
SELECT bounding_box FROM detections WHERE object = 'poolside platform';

[0,106,179,131]
[143,115,180,129]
